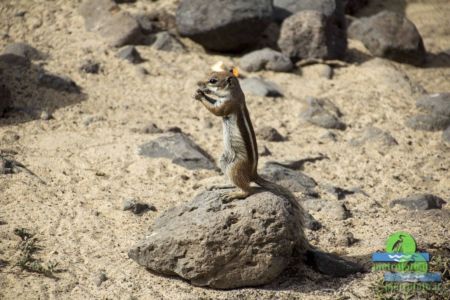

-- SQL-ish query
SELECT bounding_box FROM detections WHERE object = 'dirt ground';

[0,0,449,299]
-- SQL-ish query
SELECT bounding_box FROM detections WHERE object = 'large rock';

[128,190,306,289]
[405,114,450,131]
[240,48,293,72]
[139,133,215,170]
[176,0,273,52]
[300,97,346,130]
[278,10,347,61]
[390,194,446,210]
[348,11,426,66]
[79,0,142,47]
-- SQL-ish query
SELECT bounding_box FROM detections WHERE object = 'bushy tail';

[254,175,309,250]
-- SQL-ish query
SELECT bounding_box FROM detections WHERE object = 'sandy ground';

[0,0,449,299]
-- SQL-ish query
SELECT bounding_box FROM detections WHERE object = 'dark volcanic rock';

[117,46,144,64]
[128,189,306,289]
[348,11,426,66]
[151,32,185,53]
[239,78,283,97]
[139,133,215,170]
[261,163,317,195]
[0,81,12,117]
[80,59,101,74]
[3,42,44,60]
[277,3,347,60]
[79,0,142,47]
[240,48,293,72]
[416,93,450,117]
[390,194,446,210]
[405,114,450,131]
[257,126,285,142]
[306,250,363,277]
[300,97,346,130]
[176,0,273,52]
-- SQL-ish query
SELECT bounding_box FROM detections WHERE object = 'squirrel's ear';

[229,67,239,77]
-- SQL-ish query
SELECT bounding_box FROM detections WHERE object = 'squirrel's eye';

[209,78,218,84]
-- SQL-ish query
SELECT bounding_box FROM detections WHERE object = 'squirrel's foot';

[220,190,250,203]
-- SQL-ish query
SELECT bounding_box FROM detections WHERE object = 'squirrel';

[194,68,307,248]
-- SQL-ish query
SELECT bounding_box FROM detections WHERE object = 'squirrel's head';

[197,68,240,98]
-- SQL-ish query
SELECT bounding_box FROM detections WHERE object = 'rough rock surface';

[239,77,283,97]
[128,190,305,289]
[390,194,446,210]
[300,97,346,130]
[176,0,273,52]
[277,10,347,60]
[348,11,426,66]
[79,0,142,47]
[240,48,293,72]
[273,0,345,23]
[139,132,215,170]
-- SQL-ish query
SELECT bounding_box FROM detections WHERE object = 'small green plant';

[14,228,59,278]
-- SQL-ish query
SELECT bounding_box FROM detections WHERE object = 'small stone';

[38,72,80,93]
[259,146,272,157]
[261,163,317,195]
[122,198,156,215]
[3,42,44,60]
[152,32,185,53]
[304,212,322,231]
[320,64,333,79]
[306,250,363,277]
[443,126,450,144]
[349,126,398,147]
[300,97,346,130]
[257,126,285,142]
[80,60,100,74]
[336,231,357,247]
[416,93,450,117]
[348,11,426,66]
[96,271,108,287]
[82,115,105,126]
[390,194,446,210]
[240,48,293,72]
[40,111,52,120]
[140,123,163,134]
[406,114,450,132]
[117,46,143,64]
[303,199,350,221]
[166,126,182,133]
[139,133,215,170]
[239,77,283,97]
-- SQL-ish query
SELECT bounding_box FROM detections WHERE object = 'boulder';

[260,163,317,195]
[240,48,293,72]
[300,97,346,130]
[129,189,306,289]
[416,93,450,117]
[278,10,347,61]
[176,0,273,52]
[348,11,426,66]
[139,133,215,170]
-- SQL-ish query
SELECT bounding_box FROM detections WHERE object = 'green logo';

[385,231,416,254]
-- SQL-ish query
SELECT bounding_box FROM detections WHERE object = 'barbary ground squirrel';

[194,68,307,247]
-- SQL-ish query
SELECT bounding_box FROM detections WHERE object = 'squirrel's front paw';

[193,89,204,101]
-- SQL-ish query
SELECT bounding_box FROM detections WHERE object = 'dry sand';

[0,0,449,299]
